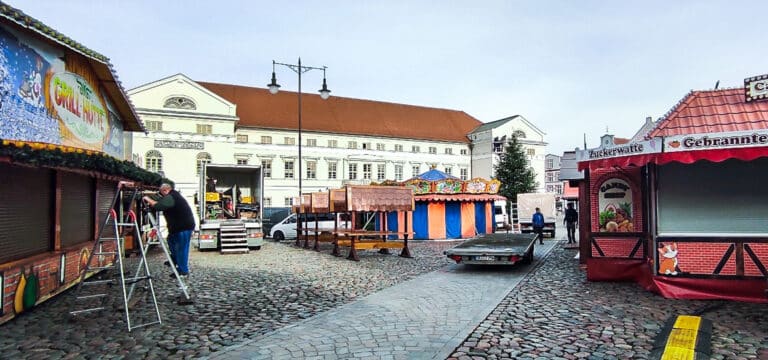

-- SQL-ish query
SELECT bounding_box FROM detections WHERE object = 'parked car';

[262,207,291,238]
[270,213,350,240]
[494,200,509,229]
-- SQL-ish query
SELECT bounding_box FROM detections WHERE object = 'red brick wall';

[591,237,644,259]
[663,241,768,277]
[1,242,115,324]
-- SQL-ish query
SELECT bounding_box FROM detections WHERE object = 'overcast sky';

[9,0,768,154]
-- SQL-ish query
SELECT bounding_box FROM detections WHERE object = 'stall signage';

[576,138,661,162]
[50,72,108,144]
[665,130,768,152]
[154,140,204,149]
[745,74,768,102]
[598,178,634,232]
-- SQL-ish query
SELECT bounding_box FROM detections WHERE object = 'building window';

[261,136,272,144]
[145,120,163,131]
[349,163,358,179]
[284,160,294,179]
[264,197,272,207]
[527,148,535,156]
[362,142,371,150]
[395,165,403,181]
[262,159,272,178]
[236,134,248,143]
[145,150,162,172]
[236,158,248,165]
[460,168,468,180]
[306,161,317,179]
[377,164,386,180]
[284,137,295,145]
[363,164,372,180]
[163,96,196,110]
[514,130,526,139]
[394,144,403,152]
[411,145,420,153]
[445,148,453,155]
[328,161,338,179]
[428,146,437,154]
[284,197,292,206]
[546,158,554,169]
[348,141,357,149]
[546,172,555,182]
[412,165,420,177]
[196,152,211,175]
[307,138,317,147]
[376,143,385,151]
[445,167,452,176]
[460,149,468,155]
[196,124,212,135]
[328,139,337,148]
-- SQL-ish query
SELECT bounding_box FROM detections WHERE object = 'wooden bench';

[331,230,415,261]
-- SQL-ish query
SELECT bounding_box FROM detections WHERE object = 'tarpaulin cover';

[428,202,446,239]
[474,201,487,235]
[587,258,768,303]
[445,201,462,239]
[485,202,493,234]
[413,202,429,239]
[387,211,398,239]
[409,168,459,181]
[460,202,476,238]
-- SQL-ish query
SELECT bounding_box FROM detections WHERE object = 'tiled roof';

[613,137,630,144]
[648,88,768,138]
[470,115,520,134]
[198,82,482,143]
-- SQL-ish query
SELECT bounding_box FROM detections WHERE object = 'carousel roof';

[409,168,459,181]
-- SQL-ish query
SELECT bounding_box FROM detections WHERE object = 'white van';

[494,200,508,228]
[269,213,350,240]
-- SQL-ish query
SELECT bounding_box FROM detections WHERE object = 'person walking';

[564,203,578,244]
[143,183,196,278]
[532,207,545,244]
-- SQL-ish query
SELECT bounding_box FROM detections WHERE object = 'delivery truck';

[516,193,557,237]
[197,164,264,253]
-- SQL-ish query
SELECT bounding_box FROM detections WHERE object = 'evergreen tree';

[494,135,537,206]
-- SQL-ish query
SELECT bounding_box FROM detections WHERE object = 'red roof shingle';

[198,82,482,143]
[648,88,768,138]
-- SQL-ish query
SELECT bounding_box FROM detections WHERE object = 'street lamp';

[267,58,331,209]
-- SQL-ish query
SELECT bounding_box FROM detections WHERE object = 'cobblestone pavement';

[0,240,459,359]
[210,239,557,360]
[448,243,768,360]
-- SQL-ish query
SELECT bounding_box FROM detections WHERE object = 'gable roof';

[0,3,143,132]
[198,82,482,143]
[647,88,768,138]
[470,115,520,134]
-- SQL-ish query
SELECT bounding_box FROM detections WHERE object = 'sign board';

[745,74,768,102]
[664,130,768,152]
[576,138,662,162]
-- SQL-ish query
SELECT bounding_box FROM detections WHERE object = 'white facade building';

[468,115,548,192]
[128,74,482,207]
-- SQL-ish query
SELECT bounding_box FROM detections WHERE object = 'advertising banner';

[664,130,768,152]
[0,26,124,158]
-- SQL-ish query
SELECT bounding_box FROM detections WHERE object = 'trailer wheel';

[273,231,285,241]
[523,244,534,264]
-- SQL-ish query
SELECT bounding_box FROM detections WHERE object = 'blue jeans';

[167,230,192,274]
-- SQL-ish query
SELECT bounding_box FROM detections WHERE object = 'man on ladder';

[143,183,196,286]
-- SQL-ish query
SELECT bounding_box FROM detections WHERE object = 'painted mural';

[597,178,634,232]
[0,26,123,158]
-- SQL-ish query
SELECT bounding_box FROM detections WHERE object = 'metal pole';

[298,57,302,205]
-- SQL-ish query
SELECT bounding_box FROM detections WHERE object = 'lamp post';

[267,58,331,209]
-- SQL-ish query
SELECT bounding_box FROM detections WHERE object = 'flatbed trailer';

[444,233,537,265]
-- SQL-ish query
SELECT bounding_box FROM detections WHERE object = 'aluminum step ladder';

[138,211,192,303]
[219,220,249,254]
[69,181,162,331]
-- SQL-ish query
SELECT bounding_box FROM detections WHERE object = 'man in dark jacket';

[143,183,196,277]
[532,207,545,244]
[564,203,578,244]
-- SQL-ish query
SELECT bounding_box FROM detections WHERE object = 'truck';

[197,164,264,253]
[516,192,557,237]
[443,233,537,266]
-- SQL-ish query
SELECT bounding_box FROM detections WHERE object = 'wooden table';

[330,230,415,261]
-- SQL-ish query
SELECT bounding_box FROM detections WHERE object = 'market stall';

[577,83,768,302]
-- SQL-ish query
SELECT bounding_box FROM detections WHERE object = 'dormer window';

[163,96,197,110]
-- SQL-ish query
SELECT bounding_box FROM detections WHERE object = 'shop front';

[0,4,157,324]
[577,85,768,302]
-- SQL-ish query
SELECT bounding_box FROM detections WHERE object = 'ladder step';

[94,251,117,256]
[70,307,105,315]
[82,279,117,285]
[124,276,152,284]
[76,293,107,300]
[115,223,138,226]
[88,265,116,271]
